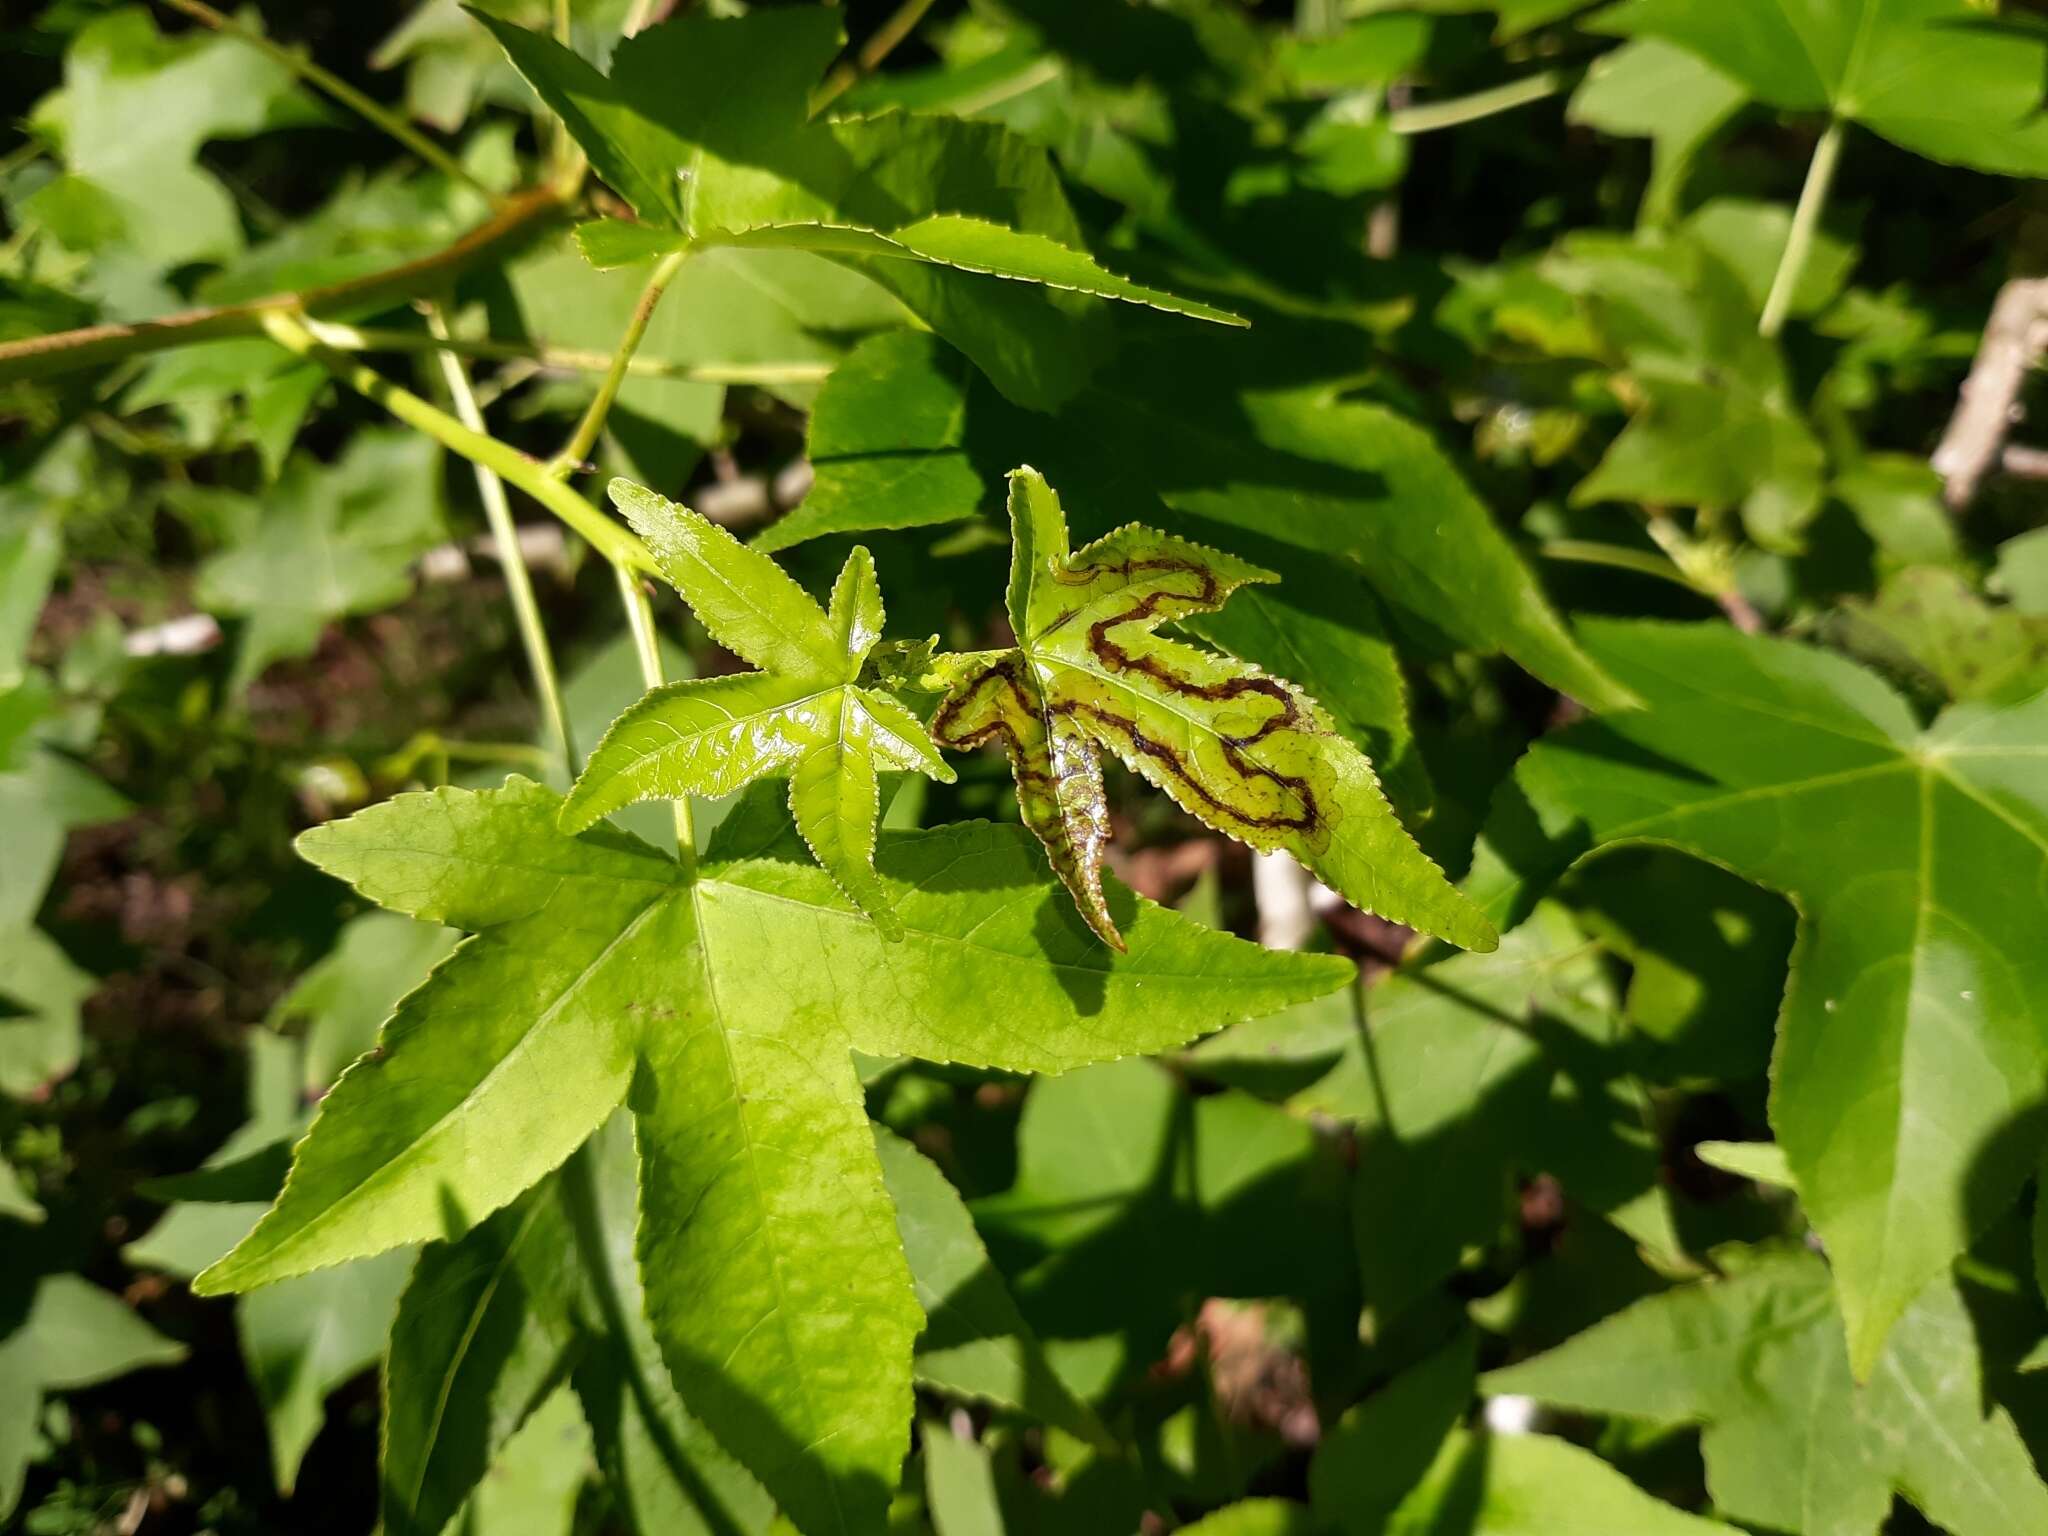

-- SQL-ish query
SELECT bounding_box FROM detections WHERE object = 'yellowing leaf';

[930,468,1495,952]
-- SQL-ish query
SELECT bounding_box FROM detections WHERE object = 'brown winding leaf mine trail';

[932,468,1490,954]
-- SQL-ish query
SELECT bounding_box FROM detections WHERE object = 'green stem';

[425,304,577,783]
[0,187,563,385]
[1537,539,1700,590]
[1759,118,1845,340]
[1389,69,1575,135]
[157,0,500,206]
[549,250,691,477]
[300,317,832,384]
[615,560,696,869]
[260,309,656,575]
[812,0,942,113]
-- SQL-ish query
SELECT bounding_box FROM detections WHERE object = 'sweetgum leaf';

[1468,621,2048,1375]
[929,469,1494,952]
[1483,1249,2048,1535]
[0,1276,186,1517]
[874,1127,1107,1446]
[1290,904,1677,1329]
[1386,1427,1735,1534]
[203,778,1348,1535]
[195,431,446,692]
[563,482,955,935]
[1597,0,2048,177]
[382,1184,581,1536]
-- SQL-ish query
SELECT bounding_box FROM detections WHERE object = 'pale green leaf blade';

[0,514,60,686]
[16,1274,187,1391]
[296,777,678,929]
[874,1128,1106,1445]
[789,706,897,938]
[922,1418,1003,1536]
[0,1158,41,1225]
[383,1185,580,1536]
[245,1249,414,1493]
[450,1384,592,1536]
[828,547,887,667]
[200,788,682,1293]
[1388,1428,1736,1534]
[701,821,1353,1072]
[1596,0,2048,176]
[759,332,985,556]
[1310,1332,1477,1534]
[1177,1501,1316,1536]
[1693,1141,1794,1188]
[1483,1250,2048,1535]
[611,480,839,677]
[569,1112,777,1536]
[559,672,833,832]
[633,997,920,1536]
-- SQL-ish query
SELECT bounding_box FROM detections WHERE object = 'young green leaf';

[382,1184,581,1536]
[929,468,1494,952]
[1386,1427,1736,1534]
[1468,620,2048,1376]
[1484,1249,2048,1535]
[202,777,1350,1535]
[563,481,956,936]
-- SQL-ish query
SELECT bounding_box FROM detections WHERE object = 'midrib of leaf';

[392,1193,552,1525]
[220,893,667,1284]
[1866,766,1938,1341]
[686,889,858,1536]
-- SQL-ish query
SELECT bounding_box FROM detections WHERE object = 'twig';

[0,187,564,384]
[2003,443,2048,479]
[156,0,500,205]
[1932,276,2048,510]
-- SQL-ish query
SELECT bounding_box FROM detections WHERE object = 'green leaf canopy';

[1485,1249,2048,1536]
[194,777,1349,1535]
[1470,621,2048,1374]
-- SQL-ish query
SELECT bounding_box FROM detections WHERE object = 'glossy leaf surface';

[564,480,954,934]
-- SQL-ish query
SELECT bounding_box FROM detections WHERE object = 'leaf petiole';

[548,250,692,479]
[257,309,657,576]
[425,303,577,784]
[1759,118,1846,339]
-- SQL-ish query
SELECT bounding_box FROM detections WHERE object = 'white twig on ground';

[1932,276,2048,510]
